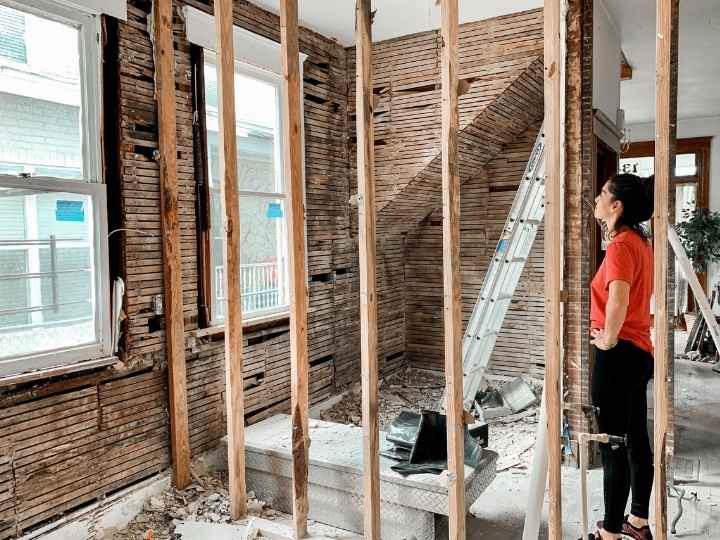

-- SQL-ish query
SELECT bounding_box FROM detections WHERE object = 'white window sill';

[0,355,119,388]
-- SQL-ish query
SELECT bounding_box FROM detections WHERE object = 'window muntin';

[203,55,289,323]
[0,0,108,376]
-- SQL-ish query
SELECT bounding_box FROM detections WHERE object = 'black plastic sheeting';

[382,410,486,476]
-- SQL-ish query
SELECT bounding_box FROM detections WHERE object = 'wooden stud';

[654,0,673,537]
[439,1,465,538]
[214,0,248,520]
[543,0,563,538]
[355,0,381,538]
[151,0,191,490]
[279,1,310,537]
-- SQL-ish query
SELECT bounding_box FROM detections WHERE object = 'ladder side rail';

[462,145,546,350]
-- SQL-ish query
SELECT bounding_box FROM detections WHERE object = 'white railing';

[0,236,93,326]
[215,261,282,317]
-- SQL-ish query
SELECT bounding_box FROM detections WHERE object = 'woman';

[588,173,655,540]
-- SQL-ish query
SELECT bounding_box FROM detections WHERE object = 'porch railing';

[215,261,282,317]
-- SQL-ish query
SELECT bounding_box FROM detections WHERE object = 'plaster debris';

[316,367,539,473]
[112,471,277,540]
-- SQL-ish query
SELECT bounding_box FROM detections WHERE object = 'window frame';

[0,0,110,377]
[202,52,291,326]
[620,137,711,209]
[184,5,308,329]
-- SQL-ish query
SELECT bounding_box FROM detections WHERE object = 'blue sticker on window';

[266,202,283,219]
[56,200,85,222]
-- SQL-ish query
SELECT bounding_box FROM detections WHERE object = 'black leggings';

[591,339,654,534]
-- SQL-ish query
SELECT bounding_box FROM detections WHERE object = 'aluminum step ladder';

[460,126,546,412]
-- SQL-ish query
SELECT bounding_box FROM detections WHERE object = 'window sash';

[204,58,291,325]
[0,0,102,185]
[0,177,110,376]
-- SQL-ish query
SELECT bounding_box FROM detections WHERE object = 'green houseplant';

[675,207,720,273]
[676,207,720,331]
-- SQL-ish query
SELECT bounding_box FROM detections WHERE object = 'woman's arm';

[594,280,630,349]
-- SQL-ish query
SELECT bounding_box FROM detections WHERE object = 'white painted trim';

[0,0,126,21]
[182,5,308,75]
[201,45,306,327]
[0,178,112,377]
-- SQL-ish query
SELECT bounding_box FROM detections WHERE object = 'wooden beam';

[279,1,310,537]
[621,51,633,81]
[654,0,674,537]
[151,0,191,490]
[543,0,562,538]
[214,0,247,520]
[439,1,465,538]
[355,0,381,538]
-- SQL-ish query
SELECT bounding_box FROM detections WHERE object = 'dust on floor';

[317,367,541,475]
[112,471,279,540]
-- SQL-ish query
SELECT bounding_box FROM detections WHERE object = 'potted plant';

[676,207,720,330]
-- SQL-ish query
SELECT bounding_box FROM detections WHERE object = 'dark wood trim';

[102,15,127,358]
[191,45,213,329]
[622,137,711,210]
[624,137,711,302]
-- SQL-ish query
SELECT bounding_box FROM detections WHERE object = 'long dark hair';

[606,173,654,239]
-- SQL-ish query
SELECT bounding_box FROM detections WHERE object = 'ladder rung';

[523,219,541,225]
[495,293,513,301]
[508,256,527,264]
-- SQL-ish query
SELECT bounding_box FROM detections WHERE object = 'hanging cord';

[108,228,159,239]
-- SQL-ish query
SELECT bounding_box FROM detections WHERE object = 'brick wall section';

[563,0,678,461]
[562,0,594,453]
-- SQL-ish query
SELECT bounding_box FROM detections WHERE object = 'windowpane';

[675,153,697,177]
[210,197,287,320]
[0,188,96,360]
[620,153,698,179]
[204,62,280,194]
[0,5,84,180]
[619,156,654,177]
[204,58,289,323]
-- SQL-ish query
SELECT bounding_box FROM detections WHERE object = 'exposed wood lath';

[0,0,351,537]
[347,9,544,236]
[404,124,545,376]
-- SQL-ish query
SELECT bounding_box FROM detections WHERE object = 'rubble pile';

[319,367,445,431]
[113,471,277,540]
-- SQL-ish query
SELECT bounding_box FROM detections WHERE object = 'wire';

[107,228,159,239]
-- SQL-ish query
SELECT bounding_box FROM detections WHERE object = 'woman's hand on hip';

[590,328,618,350]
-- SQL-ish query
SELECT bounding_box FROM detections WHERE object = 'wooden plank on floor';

[151,0,191,491]
[279,0,310,537]
[214,0,247,520]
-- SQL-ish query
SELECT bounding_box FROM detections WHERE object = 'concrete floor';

[451,332,720,539]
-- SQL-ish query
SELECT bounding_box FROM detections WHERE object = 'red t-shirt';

[590,230,654,354]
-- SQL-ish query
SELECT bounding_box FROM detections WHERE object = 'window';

[620,137,712,314]
[0,0,109,376]
[203,54,290,323]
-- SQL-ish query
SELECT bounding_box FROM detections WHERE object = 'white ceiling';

[248,0,543,46]
[603,0,720,124]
